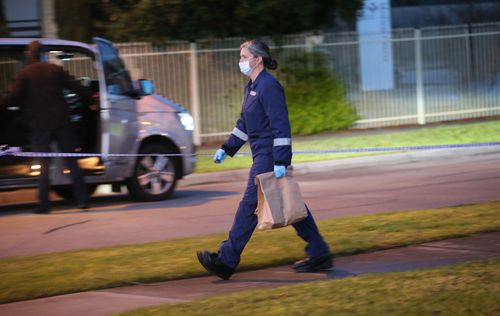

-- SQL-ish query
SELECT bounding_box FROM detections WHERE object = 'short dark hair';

[240,39,278,70]
[26,40,42,60]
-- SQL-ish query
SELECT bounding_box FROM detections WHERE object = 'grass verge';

[0,201,499,303]
[121,257,500,316]
[195,121,500,173]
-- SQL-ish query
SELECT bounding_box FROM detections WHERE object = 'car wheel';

[53,184,98,201]
[126,143,179,201]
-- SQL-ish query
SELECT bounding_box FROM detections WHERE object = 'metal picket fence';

[115,22,500,145]
[2,23,498,146]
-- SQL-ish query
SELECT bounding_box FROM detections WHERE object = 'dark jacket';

[222,70,292,166]
[0,61,86,130]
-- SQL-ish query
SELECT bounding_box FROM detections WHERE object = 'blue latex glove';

[274,165,286,178]
[213,148,227,164]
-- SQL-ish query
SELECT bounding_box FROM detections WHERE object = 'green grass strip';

[121,257,500,316]
[195,121,500,173]
[0,201,499,304]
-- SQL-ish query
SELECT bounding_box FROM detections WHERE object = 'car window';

[95,40,132,95]
[46,49,100,98]
[0,47,29,148]
[44,49,101,152]
[47,50,98,82]
[0,48,24,94]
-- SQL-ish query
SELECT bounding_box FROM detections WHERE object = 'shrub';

[278,52,358,135]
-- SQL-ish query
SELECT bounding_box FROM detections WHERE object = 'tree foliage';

[55,0,362,42]
[278,52,358,135]
[0,4,10,37]
[54,0,107,42]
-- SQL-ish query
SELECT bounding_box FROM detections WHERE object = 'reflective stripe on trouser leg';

[292,204,330,258]
[218,154,273,268]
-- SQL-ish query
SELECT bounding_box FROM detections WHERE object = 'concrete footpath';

[1,231,499,316]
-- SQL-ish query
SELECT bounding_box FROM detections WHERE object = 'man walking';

[0,41,90,213]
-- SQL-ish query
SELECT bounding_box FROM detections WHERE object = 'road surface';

[0,149,499,258]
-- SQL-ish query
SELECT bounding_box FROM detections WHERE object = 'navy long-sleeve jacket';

[222,70,292,166]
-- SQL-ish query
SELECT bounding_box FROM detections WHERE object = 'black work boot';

[293,254,333,273]
[197,251,234,280]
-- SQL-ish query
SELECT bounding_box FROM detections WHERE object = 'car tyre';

[126,143,179,201]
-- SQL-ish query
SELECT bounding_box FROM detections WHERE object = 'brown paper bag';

[255,170,307,230]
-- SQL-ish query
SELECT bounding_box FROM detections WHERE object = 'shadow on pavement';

[0,188,238,216]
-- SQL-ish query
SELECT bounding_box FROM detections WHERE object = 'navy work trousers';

[219,153,330,269]
[31,124,88,209]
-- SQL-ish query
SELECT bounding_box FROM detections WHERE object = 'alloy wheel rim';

[136,154,175,195]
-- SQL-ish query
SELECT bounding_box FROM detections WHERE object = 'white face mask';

[238,59,253,76]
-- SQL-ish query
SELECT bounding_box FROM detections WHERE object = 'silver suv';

[0,37,195,201]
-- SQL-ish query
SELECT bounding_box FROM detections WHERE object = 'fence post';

[464,24,475,85]
[415,29,425,125]
[189,42,202,146]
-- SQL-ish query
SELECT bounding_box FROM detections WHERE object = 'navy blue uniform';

[218,70,330,269]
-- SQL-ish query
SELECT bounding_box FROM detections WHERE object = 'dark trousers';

[31,124,88,209]
[218,153,331,269]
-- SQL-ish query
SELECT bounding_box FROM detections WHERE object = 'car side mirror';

[139,79,154,95]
